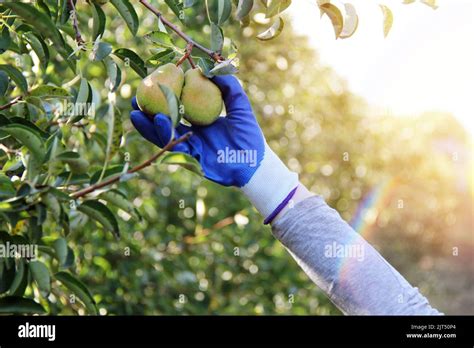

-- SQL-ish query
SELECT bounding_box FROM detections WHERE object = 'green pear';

[136,63,184,116]
[181,68,223,126]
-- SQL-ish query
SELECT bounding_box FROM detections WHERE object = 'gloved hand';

[130,75,299,223]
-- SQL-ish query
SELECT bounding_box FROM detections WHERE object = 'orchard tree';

[0,0,438,315]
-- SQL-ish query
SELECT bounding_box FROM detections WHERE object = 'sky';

[288,0,474,136]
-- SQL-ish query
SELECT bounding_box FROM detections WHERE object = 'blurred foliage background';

[0,0,472,315]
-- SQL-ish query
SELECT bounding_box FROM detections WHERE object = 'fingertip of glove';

[130,110,148,126]
[131,97,139,110]
[153,113,173,145]
[153,113,172,127]
[211,75,241,91]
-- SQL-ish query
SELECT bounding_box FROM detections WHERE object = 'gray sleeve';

[272,195,442,315]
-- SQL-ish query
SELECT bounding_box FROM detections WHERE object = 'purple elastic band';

[263,185,299,225]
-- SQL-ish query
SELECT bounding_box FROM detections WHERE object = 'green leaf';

[0,260,13,294]
[158,84,180,127]
[56,151,90,174]
[104,103,122,161]
[29,261,51,294]
[217,0,232,25]
[7,2,76,72]
[211,23,224,53]
[265,0,291,18]
[0,26,12,54]
[90,165,125,185]
[209,59,239,76]
[113,48,147,78]
[3,3,65,50]
[63,247,75,268]
[53,238,68,267]
[164,0,185,23]
[27,156,42,181]
[24,96,45,113]
[99,189,139,220]
[110,0,139,36]
[16,182,33,198]
[0,71,9,97]
[0,114,10,140]
[196,57,215,77]
[0,175,16,199]
[70,77,92,119]
[1,158,23,174]
[145,49,176,68]
[22,31,49,70]
[0,65,28,93]
[36,0,52,18]
[144,31,175,50]
[8,116,49,139]
[0,296,46,314]
[0,259,10,293]
[56,172,90,186]
[77,77,90,104]
[54,271,97,315]
[93,41,112,61]
[236,0,254,20]
[157,17,168,33]
[380,4,393,38]
[8,260,28,296]
[59,42,77,74]
[77,200,120,238]
[30,85,71,98]
[112,106,123,159]
[42,192,61,221]
[57,0,69,25]
[1,123,46,163]
[56,151,80,161]
[256,16,285,41]
[47,187,72,202]
[103,56,122,92]
[160,152,203,176]
[91,3,106,40]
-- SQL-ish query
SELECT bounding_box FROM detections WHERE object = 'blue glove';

[130,75,299,223]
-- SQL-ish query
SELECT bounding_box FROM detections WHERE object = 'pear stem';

[70,132,193,199]
[176,42,196,69]
[139,0,224,62]
[187,56,197,69]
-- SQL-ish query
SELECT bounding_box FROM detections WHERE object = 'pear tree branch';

[68,0,85,48]
[138,0,224,62]
[0,96,22,111]
[70,132,193,199]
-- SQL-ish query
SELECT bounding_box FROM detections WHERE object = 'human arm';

[130,74,441,315]
[271,188,442,315]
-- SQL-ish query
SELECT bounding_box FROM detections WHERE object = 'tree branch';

[0,96,22,111]
[183,211,247,244]
[68,0,85,48]
[70,132,193,199]
[0,143,16,154]
[139,0,224,62]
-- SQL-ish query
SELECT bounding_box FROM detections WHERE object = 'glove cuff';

[241,143,299,220]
